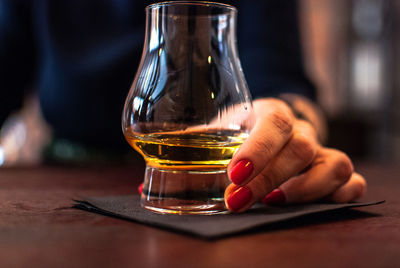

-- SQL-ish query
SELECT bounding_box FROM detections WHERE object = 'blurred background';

[301,0,398,162]
[0,0,399,166]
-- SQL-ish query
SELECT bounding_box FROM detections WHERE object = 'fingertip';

[138,183,143,194]
[262,188,286,205]
[225,186,252,213]
[228,159,254,185]
[330,173,367,203]
[224,183,239,200]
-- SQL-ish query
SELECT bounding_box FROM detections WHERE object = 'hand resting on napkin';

[223,97,367,212]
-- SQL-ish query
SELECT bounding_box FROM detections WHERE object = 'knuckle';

[290,133,316,163]
[252,137,274,158]
[270,109,293,136]
[259,166,285,190]
[296,120,318,138]
[332,152,354,183]
[274,99,293,114]
[253,171,275,195]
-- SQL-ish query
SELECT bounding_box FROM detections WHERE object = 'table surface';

[0,161,399,268]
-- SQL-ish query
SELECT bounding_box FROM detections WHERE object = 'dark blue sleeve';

[32,0,147,149]
[0,0,315,151]
[236,0,316,100]
[0,0,35,125]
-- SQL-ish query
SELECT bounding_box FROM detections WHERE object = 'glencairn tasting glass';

[122,1,252,214]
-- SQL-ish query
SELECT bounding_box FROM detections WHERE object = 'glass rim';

[146,1,237,12]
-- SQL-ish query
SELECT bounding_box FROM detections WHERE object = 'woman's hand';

[225,98,367,212]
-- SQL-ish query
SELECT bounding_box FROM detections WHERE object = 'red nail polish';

[138,183,143,194]
[227,186,252,212]
[229,159,254,185]
[262,189,286,205]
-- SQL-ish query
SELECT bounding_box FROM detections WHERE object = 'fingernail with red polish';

[262,188,286,205]
[227,186,252,212]
[138,183,143,194]
[229,159,254,185]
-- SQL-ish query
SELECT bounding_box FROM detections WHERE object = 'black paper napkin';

[73,195,383,239]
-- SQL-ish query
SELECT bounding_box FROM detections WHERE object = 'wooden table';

[0,161,398,268]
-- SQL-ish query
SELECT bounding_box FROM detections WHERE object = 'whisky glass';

[122,1,252,214]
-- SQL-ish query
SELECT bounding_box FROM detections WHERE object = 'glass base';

[140,166,230,215]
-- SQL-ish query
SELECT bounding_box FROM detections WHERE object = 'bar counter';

[0,161,398,267]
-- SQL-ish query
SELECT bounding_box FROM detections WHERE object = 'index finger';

[227,99,294,186]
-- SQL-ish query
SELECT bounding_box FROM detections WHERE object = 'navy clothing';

[0,0,315,151]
